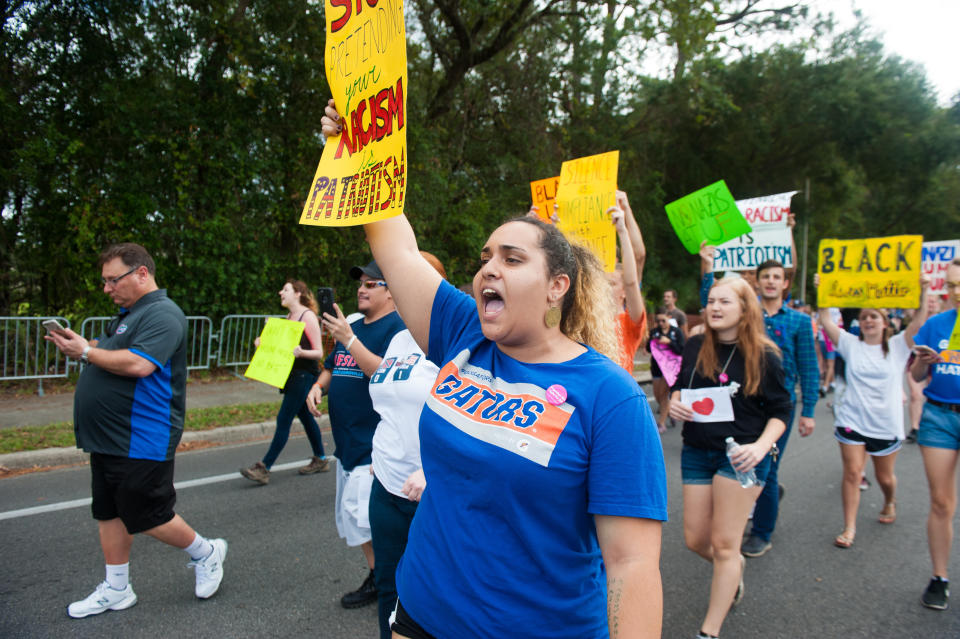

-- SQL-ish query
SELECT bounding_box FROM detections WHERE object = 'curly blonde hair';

[509,217,619,362]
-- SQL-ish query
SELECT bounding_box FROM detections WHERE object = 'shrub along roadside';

[0,398,329,455]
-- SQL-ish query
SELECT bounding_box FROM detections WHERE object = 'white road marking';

[0,459,313,521]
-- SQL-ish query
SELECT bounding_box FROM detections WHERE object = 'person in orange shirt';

[529,191,648,374]
[607,190,648,374]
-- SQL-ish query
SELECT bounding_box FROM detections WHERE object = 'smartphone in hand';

[42,319,66,333]
[913,344,942,360]
[316,287,336,319]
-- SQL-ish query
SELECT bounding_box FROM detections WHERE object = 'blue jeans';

[369,477,418,639]
[681,444,773,487]
[262,368,325,468]
[917,401,960,450]
[749,406,796,542]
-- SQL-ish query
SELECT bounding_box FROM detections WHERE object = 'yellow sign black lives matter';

[817,235,923,308]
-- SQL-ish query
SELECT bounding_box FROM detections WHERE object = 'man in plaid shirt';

[741,259,820,557]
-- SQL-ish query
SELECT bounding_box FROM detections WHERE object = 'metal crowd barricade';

[1,316,72,395]
[3,313,282,393]
[79,316,115,343]
[79,316,215,371]
[216,314,284,375]
[185,316,214,370]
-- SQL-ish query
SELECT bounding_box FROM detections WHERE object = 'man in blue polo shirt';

[911,257,960,611]
[46,243,227,618]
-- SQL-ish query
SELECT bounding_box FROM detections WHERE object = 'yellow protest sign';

[530,176,559,221]
[555,151,619,272]
[299,0,408,227]
[244,318,305,388]
[948,314,960,351]
[817,235,923,308]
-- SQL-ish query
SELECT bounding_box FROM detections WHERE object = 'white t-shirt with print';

[834,331,911,440]
[370,329,439,498]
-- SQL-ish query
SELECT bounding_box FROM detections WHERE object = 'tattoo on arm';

[607,576,623,638]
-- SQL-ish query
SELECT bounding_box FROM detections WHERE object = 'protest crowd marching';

[35,8,960,639]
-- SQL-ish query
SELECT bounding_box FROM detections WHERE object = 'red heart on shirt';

[692,398,715,415]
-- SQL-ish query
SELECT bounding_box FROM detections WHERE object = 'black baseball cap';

[349,260,384,280]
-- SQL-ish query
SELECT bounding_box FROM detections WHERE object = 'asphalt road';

[1,400,959,638]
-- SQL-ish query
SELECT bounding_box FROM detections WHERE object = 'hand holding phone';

[913,344,943,362]
[316,287,336,319]
[42,319,66,333]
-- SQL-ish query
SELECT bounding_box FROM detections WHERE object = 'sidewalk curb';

[0,415,332,471]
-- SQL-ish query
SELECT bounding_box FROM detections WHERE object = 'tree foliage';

[3,0,959,319]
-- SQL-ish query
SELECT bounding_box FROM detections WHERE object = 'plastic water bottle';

[725,437,758,488]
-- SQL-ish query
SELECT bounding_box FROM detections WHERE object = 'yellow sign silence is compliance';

[555,151,619,272]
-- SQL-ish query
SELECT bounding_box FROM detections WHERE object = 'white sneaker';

[67,581,137,618]
[189,538,227,599]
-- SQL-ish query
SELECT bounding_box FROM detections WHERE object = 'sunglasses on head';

[360,280,387,289]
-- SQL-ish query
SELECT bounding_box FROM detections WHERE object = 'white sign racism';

[713,191,797,272]
[922,240,960,295]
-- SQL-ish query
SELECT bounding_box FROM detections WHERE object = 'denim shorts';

[917,401,960,451]
[681,444,772,487]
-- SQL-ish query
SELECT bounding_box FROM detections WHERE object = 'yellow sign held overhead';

[555,151,619,272]
[245,318,306,389]
[817,235,923,308]
[300,0,408,227]
[948,314,960,351]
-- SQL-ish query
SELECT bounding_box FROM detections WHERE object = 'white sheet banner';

[713,191,797,271]
[922,240,960,295]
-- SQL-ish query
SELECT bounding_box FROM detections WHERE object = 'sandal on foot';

[878,502,896,524]
[834,530,855,548]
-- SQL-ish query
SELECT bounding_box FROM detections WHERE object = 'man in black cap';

[309,260,405,609]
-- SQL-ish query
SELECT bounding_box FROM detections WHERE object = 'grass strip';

[0,398,329,455]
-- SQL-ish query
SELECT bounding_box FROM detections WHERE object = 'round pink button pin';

[546,384,567,406]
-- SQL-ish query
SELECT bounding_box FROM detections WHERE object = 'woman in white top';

[816,274,930,548]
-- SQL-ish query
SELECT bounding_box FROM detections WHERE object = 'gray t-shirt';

[74,289,187,461]
[668,307,687,329]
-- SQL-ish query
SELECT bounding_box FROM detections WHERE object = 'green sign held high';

[664,180,752,254]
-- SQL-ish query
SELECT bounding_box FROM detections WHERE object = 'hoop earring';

[544,305,561,329]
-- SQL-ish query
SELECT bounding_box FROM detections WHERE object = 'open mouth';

[481,288,505,315]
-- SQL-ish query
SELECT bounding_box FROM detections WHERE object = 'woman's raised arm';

[365,215,442,353]
[321,98,441,352]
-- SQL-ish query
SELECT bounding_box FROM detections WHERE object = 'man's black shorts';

[90,453,177,534]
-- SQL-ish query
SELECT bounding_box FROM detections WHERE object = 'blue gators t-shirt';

[324,310,405,471]
[395,281,667,639]
[914,309,960,403]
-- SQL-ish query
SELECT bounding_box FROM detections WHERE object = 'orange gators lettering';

[941,350,960,365]
[431,362,570,447]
